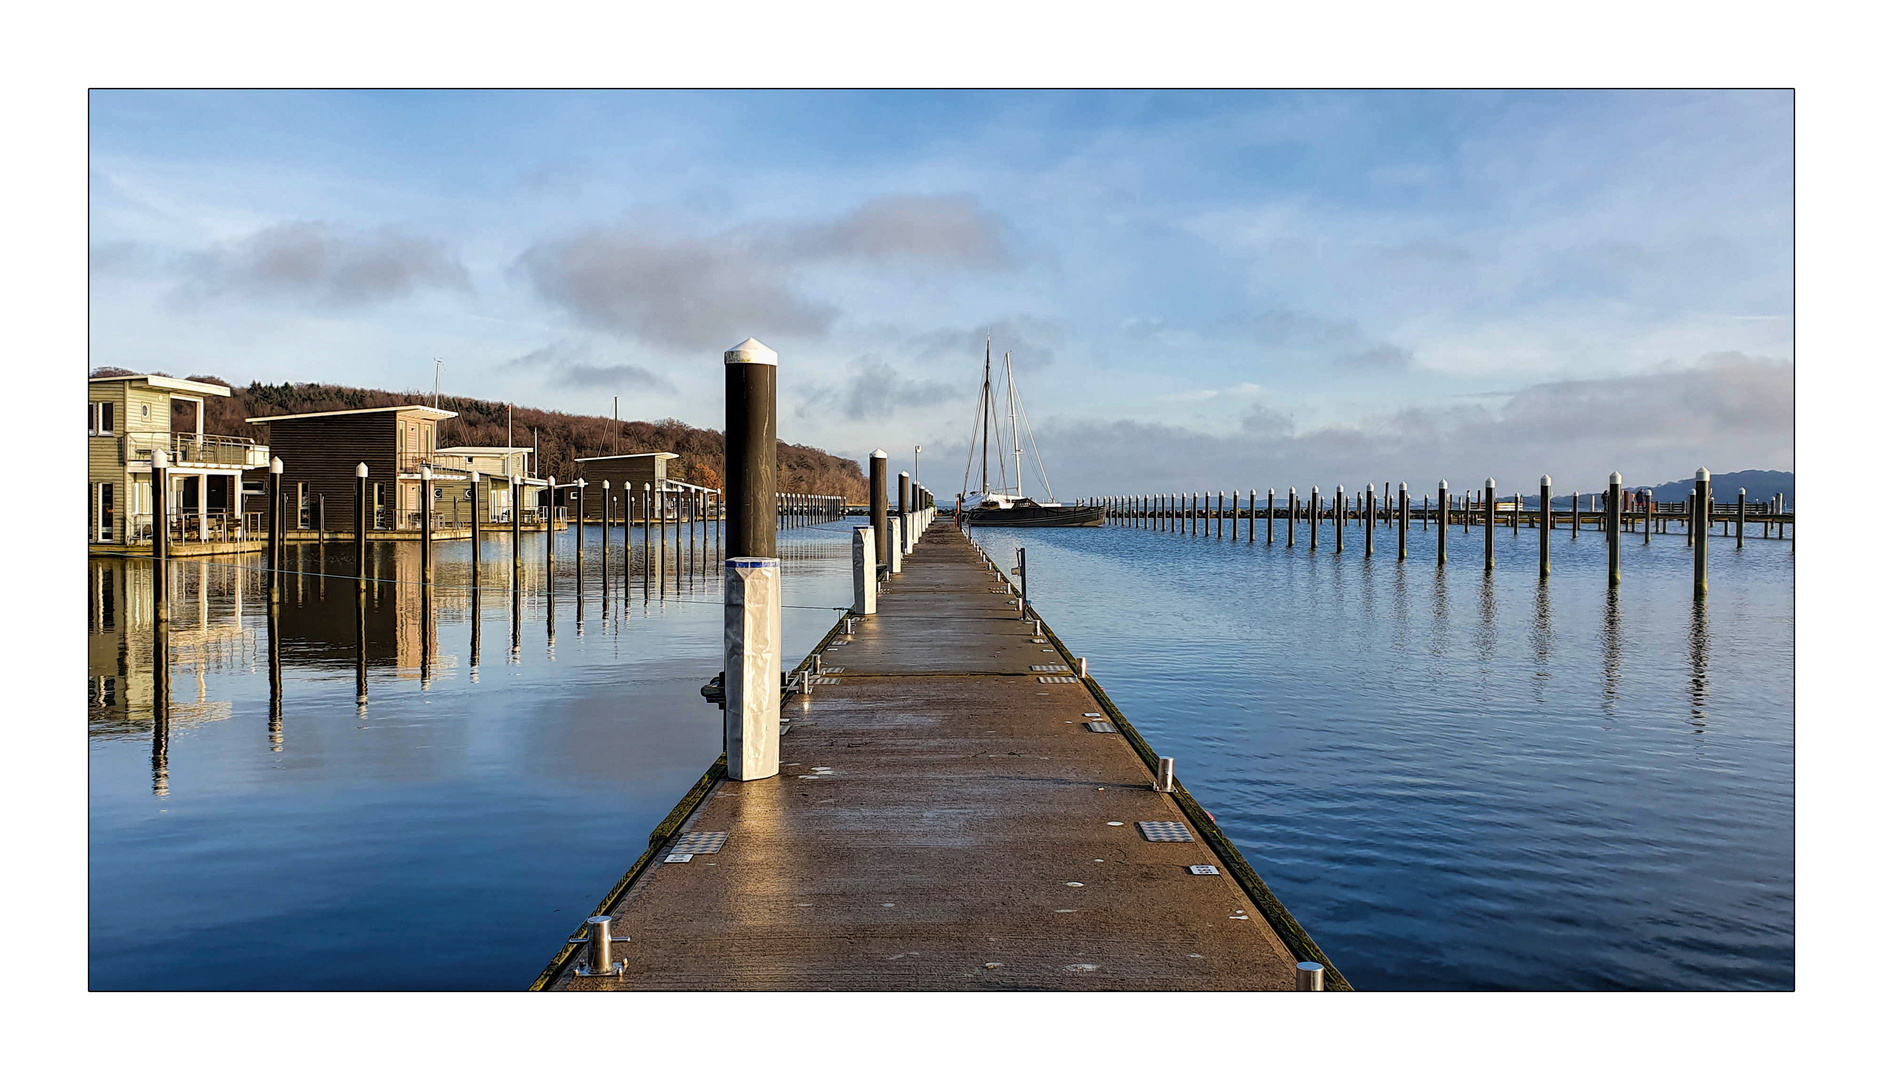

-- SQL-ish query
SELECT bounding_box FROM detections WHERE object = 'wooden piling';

[355,463,370,585]
[1737,488,1746,548]
[1267,489,1275,544]
[1693,468,1710,597]
[1335,485,1344,553]
[1364,484,1375,558]
[1538,475,1551,578]
[512,473,523,589]
[1607,472,1622,588]
[421,465,434,584]
[1309,487,1319,550]
[1397,482,1408,560]
[1483,479,1495,573]
[1287,488,1296,547]
[870,452,890,568]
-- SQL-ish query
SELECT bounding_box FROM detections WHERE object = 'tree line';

[93,368,871,500]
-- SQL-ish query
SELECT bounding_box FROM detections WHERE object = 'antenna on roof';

[432,358,444,411]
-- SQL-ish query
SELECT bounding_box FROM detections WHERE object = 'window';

[99,482,115,542]
[297,482,310,529]
[88,401,115,436]
[141,404,149,418]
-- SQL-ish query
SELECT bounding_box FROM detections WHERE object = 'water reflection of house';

[245,404,465,533]
[87,557,253,736]
[88,374,271,551]
[273,543,455,678]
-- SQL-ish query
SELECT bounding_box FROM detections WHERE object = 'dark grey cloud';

[768,195,1012,267]
[792,356,971,423]
[1027,353,1793,497]
[174,221,470,308]
[504,341,676,394]
[516,228,833,352]
[517,195,1013,353]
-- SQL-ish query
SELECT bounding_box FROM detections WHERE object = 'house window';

[142,404,149,418]
[297,482,310,529]
[99,482,115,542]
[88,402,115,435]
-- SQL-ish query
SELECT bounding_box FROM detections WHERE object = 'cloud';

[769,195,1012,267]
[1344,344,1412,370]
[173,221,470,308]
[503,341,676,394]
[1027,353,1793,495]
[516,227,834,353]
[793,356,971,423]
[517,195,1013,353]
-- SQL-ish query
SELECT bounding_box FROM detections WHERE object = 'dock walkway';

[539,521,1341,990]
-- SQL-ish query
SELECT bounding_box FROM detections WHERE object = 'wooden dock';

[534,520,1346,991]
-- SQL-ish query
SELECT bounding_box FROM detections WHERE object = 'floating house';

[88,374,270,550]
[436,446,547,523]
[574,452,678,516]
[244,405,463,532]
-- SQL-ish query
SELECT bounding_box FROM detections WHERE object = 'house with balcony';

[573,452,679,518]
[89,374,271,552]
[245,404,466,534]
[435,446,548,524]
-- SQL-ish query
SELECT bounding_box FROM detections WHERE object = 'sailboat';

[956,339,1105,527]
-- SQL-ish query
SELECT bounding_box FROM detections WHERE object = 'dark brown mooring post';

[1287,488,1297,547]
[1693,467,1710,597]
[1335,485,1344,553]
[544,476,555,584]
[511,472,523,589]
[1309,487,1319,550]
[723,336,780,783]
[1266,488,1275,544]
[420,465,434,585]
[152,449,170,626]
[1398,482,1408,560]
[469,470,480,595]
[355,462,369,586]
[1607,471,1622,588]
[1437,480,1449,565]
[1539,475,1552,578]
[870,450,889,570]
[1737,488,1746,548]
[575,477,585,566]
[266,456,283,600]
[1483,478,1495,574]
[1365,483,1376,557]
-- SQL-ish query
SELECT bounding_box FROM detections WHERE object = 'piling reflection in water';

[1601,589,1623,717]
[1688,598,1710,731]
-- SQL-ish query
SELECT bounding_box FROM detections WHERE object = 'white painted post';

[889,516,903,573]
[852,525,878,615]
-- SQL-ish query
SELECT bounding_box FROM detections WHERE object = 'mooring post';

[1397,482,1408,560]
[1296,962,1324,991]
[152,449,170,625]
[853,525,877,614]
[1231,490,1239,541]
[354,462,369,585]
[1287,488,1297,547]
[1365,484,1376,557]
[511,474,523,589]
[1483,479,1495,573]
[1423,494,1429,531]
[1264,488,1273,544]
[1334,485,1344,553]
[723,336,781,783]
[575,478,586,566]
[266,456,282,598]
[870,450,889,571]
[1693,467,1710,597]
[1737,488,1746,548]
[1437,480,1449,564]
[1607,472,1622,588]
[1018,546,1028,618]
[1538,475,1552,578]
[1571,491,1580,538]
[420,465,434,584]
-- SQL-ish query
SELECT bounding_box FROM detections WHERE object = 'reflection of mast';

[268,594,283,747]
[152,614,170,797]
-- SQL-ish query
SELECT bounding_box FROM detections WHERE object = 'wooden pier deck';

[536,521,1344,991]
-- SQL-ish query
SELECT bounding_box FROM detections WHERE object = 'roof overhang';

[574,452,679,462]
[246,405,456,424]
[89,374,232,397]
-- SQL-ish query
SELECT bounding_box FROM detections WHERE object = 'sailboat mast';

[1006,351,1023,498]
[980,337,992,496]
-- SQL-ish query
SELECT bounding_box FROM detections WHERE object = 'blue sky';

[88,90,1793,495]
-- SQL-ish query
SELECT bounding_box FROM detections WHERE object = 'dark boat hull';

[963,504,1107,528]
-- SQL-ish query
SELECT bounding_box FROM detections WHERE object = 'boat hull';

[962,504,1107,528]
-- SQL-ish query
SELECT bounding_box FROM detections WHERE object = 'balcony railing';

[125,432,267,468]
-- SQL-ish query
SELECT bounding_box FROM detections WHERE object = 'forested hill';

[95,370,869,500]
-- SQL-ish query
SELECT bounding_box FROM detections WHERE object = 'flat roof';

[438,446,534,456]
[245,405,456,424]
[575,452,678,462]
[88,374,232,397]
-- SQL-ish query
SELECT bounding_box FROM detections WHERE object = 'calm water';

[89,511,1792,990]
[971,510,1793,990]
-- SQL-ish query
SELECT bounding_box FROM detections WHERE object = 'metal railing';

[124,432,265,468]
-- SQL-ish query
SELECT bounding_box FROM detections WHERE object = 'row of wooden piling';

[1090,470,1788,597]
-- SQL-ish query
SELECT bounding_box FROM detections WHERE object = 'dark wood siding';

[258,413,398,530]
